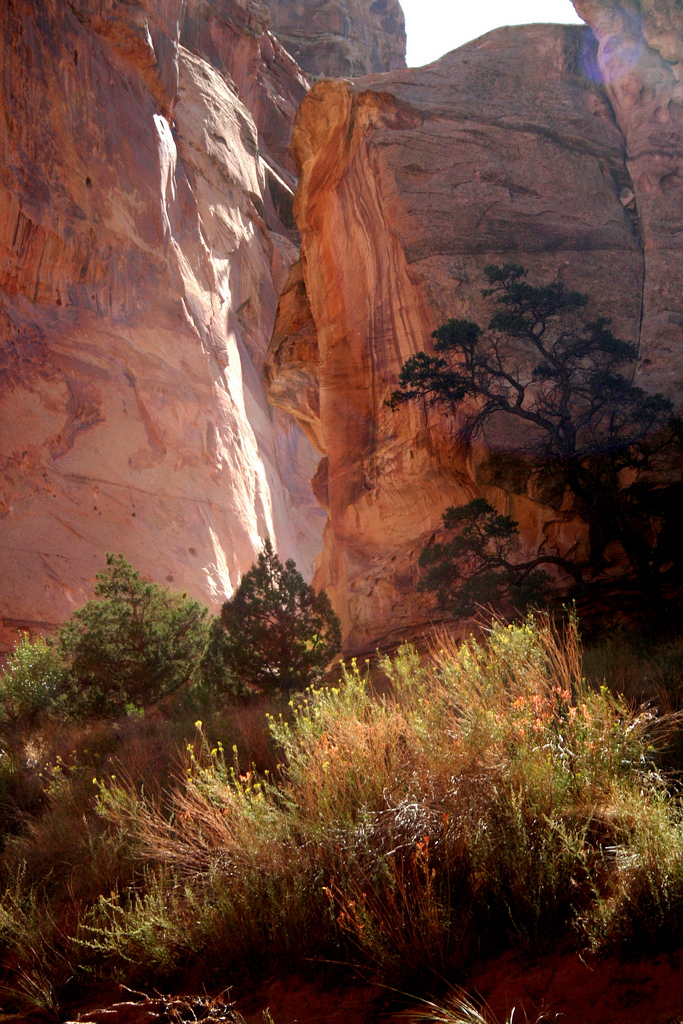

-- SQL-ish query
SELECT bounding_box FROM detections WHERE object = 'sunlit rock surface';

[0,0,327,650]
[5,0,681,658]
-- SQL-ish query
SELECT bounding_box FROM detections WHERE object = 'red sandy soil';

[50,952,683,1024]
[234,956,683,1024]
[470,951,683,1024]
[236,978,399,1024]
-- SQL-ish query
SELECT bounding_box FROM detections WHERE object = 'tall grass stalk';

[402,990,550,1024]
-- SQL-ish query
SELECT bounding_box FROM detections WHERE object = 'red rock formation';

[267,25,648,653]
[181,0,309,180]
[0,0,326,650]
[6,0,680,658]
[572,0,683,396]
[266,0,406,78]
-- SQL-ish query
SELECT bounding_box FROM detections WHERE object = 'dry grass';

[583,631,683,709]
[0,697,283,1014]
[2,614,683,1016]
[401,990,553,1024]
[76,616,682,984]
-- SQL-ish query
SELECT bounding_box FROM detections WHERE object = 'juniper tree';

[58,554,209,715]
[416,498,556,619]
[215,539,341,698]
[390,265,681,616]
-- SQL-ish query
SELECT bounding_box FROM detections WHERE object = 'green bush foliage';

[0,546,339,727]
[0,635,66,729]
[213,539,341,697]
[57,553,209,716]
[195,616,247,704]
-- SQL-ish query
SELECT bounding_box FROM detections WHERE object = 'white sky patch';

[401,0,585,68]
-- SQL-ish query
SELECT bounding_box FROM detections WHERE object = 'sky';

[401,0,585,67]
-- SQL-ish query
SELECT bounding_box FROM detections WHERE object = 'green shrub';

[57,554,209,717]
[194,616,248,705]
[0,634,66,729]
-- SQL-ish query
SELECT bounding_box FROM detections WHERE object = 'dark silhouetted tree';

[418,498,559,620]
[390,265,681,616]
[216,540,341,697]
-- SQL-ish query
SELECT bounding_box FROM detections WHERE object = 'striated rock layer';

[0,0,330,650]
[266,0,406,78]
[267,23,659,653]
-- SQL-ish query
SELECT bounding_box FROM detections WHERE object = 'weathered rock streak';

[572,0,683,394]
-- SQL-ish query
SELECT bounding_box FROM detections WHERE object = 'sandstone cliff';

[572,0,683,395]
[6,0,681,658]
[266,0,406,78]
[0,0,330,649]
[267,23,660,653]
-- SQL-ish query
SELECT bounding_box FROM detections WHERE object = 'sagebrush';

[1,615,683,1015]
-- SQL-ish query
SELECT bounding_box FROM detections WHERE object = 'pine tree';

[58,554,208,715]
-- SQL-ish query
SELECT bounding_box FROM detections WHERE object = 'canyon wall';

[6,0,681,657]
[267,22,664,653]
[0,0,334,649]
[572,0,683,395]
[266,0,406,78]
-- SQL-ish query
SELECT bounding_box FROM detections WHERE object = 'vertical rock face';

[0,0,327,649]
[571,0,683,395]
[266,0,406,77]
[180,0,308,182]
[267,25,648,653]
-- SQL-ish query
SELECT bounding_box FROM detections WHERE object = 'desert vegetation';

[1,580,683,1019]
[205,538,341,700]
[2,271,683,1022]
